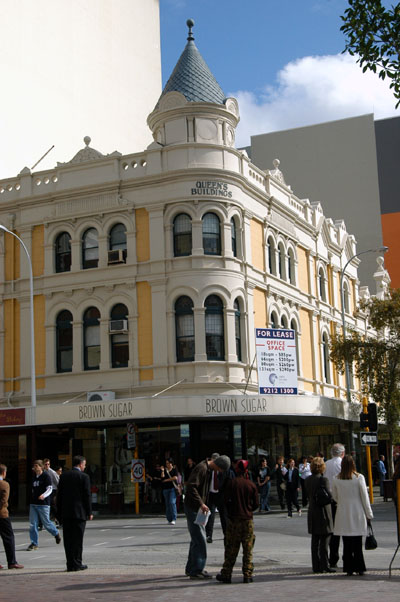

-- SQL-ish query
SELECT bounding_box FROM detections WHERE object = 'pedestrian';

[56,455,93,572]
[304,457,335,573]
[273,456,287,509]
[257,458,271,512]
[283,458,301,517]
[324,442,345,568]
[299,456,312,507]
[0,464,23,569]
[184,454,231,580]
[27,460,61,551]
[376,455,387,497]
[160,458,178,525]
[216,459,258,584]
[148,463,163,505]
[331,455,373,576]
[184,458,196,487]
[43,458,59,522]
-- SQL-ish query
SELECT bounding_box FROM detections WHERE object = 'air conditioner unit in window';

[87,391,115,402]
[109,319,128,333]
[108,249,125,264]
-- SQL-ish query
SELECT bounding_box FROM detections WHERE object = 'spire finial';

[187,18,194,41]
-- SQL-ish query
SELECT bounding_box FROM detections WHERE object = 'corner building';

[0,23,386,512]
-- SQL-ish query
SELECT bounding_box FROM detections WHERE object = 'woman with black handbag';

[304,457,334,573]
[331,455,373,576]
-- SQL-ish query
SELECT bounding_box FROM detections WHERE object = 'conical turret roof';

[157,19,226,106]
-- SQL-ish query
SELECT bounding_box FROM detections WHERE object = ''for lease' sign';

[255,328,298,395]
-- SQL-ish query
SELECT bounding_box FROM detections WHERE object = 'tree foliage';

[341,0,400,107]
[330,289,400,464]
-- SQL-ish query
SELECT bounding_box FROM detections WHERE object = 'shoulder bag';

[314,477,332,507]
[365,521,377,550]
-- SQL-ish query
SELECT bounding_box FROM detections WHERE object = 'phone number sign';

[255,328,298,395]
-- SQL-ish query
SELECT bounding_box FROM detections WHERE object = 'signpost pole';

[389,479,400,578]
[135,425,139,515]
[363,397,374,504]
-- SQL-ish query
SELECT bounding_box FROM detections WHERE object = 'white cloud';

[231,54,400,147]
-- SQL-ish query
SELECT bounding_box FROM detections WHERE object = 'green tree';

[330,288,400,474]
[341,0,400,107]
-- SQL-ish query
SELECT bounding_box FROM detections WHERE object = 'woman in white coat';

[331,455,373,576]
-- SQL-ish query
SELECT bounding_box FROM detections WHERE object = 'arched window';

[55,232,71,273]
[82,228,99,269]
[56,310,72,373]
[291,318,300,375]
[288,248,295,285]
[173,214,192,257]
[234,299,242,361]
[319,267,327,302]
[202,213,221,255]
[267,236,276,275]
[278,243,286,279]
[175,296,195,362]
[270,311,278,329]
[322,332,330,383]
[231,217,238,258]
[108,223,127,263]
[110,304,129,368]
[83,307,100,370]
[205,295,224,360]
[343,281,350,313]
[281,315,288,329]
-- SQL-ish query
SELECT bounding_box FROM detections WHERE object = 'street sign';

[126,422,136,449]
[360,432,378,446]
[131,459,145,482]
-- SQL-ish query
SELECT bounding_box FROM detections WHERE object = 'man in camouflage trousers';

[216,459,258,584]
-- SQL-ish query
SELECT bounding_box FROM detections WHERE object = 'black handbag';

[365,522,377,550]
[313,478,332,507]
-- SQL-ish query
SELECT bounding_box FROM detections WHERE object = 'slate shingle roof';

[157,33,226,106]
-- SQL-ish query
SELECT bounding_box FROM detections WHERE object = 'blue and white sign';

[255,328,298,394]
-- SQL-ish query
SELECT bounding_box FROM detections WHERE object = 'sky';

[0,0,398,180]
[160,0,399,147]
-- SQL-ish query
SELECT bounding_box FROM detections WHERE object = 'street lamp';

[0,224,36,408]
[340,246,388,404]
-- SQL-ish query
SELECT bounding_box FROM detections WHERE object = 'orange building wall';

[381,212,400,288]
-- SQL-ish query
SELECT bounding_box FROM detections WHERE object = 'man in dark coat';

[56,455,93,572]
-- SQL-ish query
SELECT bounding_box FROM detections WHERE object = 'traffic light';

[359,403,378,431]
[367,403,378,431]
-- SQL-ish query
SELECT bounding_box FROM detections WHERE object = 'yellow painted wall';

[137,281,153,381]
[4,299,20,392]
[4,231,20,281]
[297,246,309,294]
[253,287,267,328]
[299,308,314,389]
[136,208,150,262]
[32,225,44,277]
[250,219,265,272]
[34,295,46,389]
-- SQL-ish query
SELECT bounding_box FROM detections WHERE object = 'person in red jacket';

[216,459,259,584]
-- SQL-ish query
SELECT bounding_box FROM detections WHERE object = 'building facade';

[0,23,388,512]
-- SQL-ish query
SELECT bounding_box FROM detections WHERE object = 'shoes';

[190,571,212,580]
[357,571,365,576]
[0,565,3,569]
[329,563,338,568]
[243,576,253,583]
[26,544,38,551]
[298,509,302,516]
[55,533,61,544]
[206,536,213,543]
[8,564,24,569]
[216,573,231,584]
[346,572,353,576]
[169,521,176,525]
[322,568,336,573]
[287,514,292,518]
[38,525,43,531]
[67,565,88,572]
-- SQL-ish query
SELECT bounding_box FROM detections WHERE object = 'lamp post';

[0,225,36,408]
[339,246,388,404]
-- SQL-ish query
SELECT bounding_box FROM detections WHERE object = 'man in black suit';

[56,455,93,572]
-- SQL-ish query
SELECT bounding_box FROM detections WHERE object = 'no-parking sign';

[131,459,145,482]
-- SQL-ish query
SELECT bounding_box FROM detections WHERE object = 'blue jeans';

[260,481,271,510]
[29,504,59,546]
[163,488,177,523]
[184,505,207,576]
